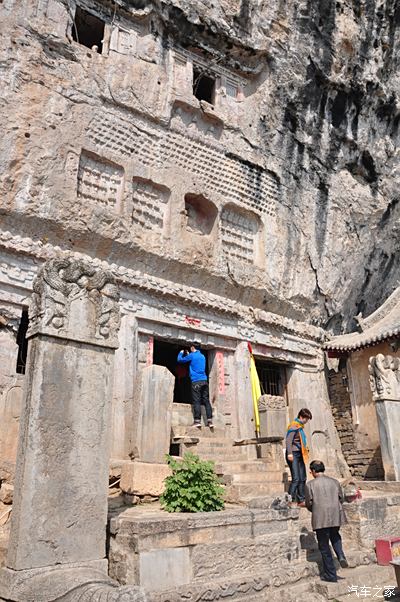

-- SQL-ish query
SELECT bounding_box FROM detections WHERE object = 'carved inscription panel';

[220,206,260,264]
[131,179,169,231]
[77,151,125,210]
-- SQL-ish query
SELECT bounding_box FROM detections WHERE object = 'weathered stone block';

[139,548,191,591]
[120,462,171,497]
[259,408,287,438]
[135,366,174,463]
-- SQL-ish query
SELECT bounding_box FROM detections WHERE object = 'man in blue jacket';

[177,343,213,428]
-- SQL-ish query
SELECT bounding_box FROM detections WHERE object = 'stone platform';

[108,490,400,601]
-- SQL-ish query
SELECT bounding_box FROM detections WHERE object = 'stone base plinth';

[0,561,146,601]
[108,500,388,600]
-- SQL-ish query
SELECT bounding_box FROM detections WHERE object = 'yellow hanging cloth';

[248,343,261,436]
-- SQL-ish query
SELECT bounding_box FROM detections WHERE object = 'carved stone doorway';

[153,338,209,404]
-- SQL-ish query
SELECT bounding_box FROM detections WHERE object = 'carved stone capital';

[27,257,120,348]
[368,353,400,402]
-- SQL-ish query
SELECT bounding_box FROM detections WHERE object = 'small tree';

[160,452,225,513]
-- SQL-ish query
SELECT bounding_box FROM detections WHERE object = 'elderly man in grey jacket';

[305,460,348,583]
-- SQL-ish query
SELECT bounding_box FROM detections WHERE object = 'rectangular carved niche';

[131,178,170,232]
[109,25,138,55]
[77,151,124,210]
[220,206,261,265]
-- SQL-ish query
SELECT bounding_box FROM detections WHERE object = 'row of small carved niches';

[75,148,267,267]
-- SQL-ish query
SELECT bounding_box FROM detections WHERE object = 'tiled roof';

[324,287,400,352]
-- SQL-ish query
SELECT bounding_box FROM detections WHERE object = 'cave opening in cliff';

[193,68,215,104]
[153,338,209,404]
[72,6,105,54]
[16,309,29,375]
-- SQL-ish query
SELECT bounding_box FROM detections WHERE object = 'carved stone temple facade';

[1,0,400,599]
[0,0,351,485]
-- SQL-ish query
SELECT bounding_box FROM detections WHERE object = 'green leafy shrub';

[160,452,225,513]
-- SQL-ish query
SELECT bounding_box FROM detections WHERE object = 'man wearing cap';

[177,343,213,428]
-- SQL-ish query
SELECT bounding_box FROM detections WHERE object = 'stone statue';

[368,353,400,481]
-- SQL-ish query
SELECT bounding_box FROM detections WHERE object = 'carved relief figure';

[368,354,400,401]
[28,257,120,345]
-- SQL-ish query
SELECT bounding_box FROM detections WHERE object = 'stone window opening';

[184,193,218,235]
[72,6,105,54]
[225,79,239,99]
[153,338,209,404]
[16,309,29,375]
[193,68,216,104]
[255,359,287,399]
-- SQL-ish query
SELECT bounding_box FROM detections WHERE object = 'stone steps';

[172,426,227,439]
[223,470,284,485]
[110,493,399,602]
[314,561,396,600]
[200,453,250,463]
[190,444,249,461]
[215,461,276,474]
[173,425,284,500]
[194,440,247,450]
[217,457,284,500]
[224,481,285,501]
[194,440,236,449]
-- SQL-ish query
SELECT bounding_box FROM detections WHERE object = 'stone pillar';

[133,364,174,463]
[0,309,25,467]
[111,314,138,460]
[0,257,145,601]
[233,342,254,440]
[207,349,230,429]
[369,354,400,481]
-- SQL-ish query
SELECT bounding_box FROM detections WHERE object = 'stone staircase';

[217,461,285,501]
[171,425,285,501]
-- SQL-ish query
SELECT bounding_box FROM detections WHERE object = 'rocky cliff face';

[160,0,400,331]
[0,0,399,332]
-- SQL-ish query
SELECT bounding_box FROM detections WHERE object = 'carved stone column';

[233,342,255,441]
[0,257,145,601]
[369,353,400,481]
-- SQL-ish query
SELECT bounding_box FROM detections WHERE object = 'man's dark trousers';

[287,450,306,502]
[316,526,344,581]
[191,380,212,422]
